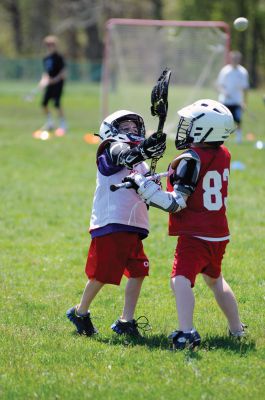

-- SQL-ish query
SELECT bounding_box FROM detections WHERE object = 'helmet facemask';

[114,117,145,144]
[175,116,194,150]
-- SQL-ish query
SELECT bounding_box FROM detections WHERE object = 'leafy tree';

[0,0,264,86]
[1,0,23,54]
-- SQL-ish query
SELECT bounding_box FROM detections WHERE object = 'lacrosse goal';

[101,19,230,136]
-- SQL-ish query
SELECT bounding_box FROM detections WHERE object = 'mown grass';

[0,81,264,399]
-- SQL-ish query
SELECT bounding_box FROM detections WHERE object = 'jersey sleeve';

[97,148,123,176]
[59,54,66,69]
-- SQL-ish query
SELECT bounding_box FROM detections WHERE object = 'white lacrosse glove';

[122,173,160,203]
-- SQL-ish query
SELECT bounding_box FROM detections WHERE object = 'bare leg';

[203,274,242,332]
[171,275,194,331]
[77,279,104,315]
[121,277,144,321]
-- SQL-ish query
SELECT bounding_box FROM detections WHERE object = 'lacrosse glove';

[123,173,160,202]
[141,132,166,159]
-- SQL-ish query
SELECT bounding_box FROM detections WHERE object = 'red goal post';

[102,19,230,134]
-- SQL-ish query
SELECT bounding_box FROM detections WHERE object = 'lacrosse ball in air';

[233,17,248,31]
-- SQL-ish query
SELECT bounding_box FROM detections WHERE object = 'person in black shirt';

[39,35,67,134]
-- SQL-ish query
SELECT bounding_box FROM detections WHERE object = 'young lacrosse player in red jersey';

[124,99,246,350]
[66,110,166,337]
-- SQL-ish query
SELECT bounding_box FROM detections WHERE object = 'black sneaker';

[229,323,247,339]
[168,329,201,350]
[66,306,98,336]
[111,316,151,337]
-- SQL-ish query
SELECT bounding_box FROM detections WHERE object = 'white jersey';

[217,64,249,106]
[90,162,149,231]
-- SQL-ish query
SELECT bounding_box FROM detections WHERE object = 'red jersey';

[167,145,230,238]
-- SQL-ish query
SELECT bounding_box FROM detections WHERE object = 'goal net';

[101,19,230,136]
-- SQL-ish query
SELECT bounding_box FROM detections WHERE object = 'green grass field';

[0,81,265,400]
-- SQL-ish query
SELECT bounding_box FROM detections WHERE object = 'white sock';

[46,113,54,129]
[76,306,90,317]
[59,118,67,130]
[236,128,242,143]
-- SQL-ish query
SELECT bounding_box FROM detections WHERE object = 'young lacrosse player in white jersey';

[67,110,166,337]
[124,99,246,349]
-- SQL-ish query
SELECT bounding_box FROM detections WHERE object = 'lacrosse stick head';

[99,110,146,144]
[151,68,171,120]
[175,99,235,150]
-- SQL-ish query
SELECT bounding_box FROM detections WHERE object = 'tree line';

[0,0,264,87]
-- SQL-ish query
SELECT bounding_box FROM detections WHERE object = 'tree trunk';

[250,13,261,88]
[28,0,52,52]
[85,23,103,81]
[153,0,163,20]
[4,0,23,53]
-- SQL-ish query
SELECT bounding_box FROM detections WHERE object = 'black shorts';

[42,80,64,108]
[224,104,242,124]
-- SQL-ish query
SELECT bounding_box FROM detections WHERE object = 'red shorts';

[171,235,229,287]
[85,232,149,285]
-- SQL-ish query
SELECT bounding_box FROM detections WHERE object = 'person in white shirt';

[66,110,166,338]
[217,51,249,143]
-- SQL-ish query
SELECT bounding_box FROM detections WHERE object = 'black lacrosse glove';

[141,132,166,159]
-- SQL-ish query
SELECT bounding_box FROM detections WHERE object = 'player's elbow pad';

[137,181,186,212]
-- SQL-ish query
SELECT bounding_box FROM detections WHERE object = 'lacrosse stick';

[110,68,171,192]
[23,87,40,102]
[109,69,171,192]
[23,76,49,102]
[149,68,171,175]
[110,171,168,192]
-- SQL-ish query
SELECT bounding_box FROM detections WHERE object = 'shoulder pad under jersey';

[171,149,200,170]
[170,150,201,195]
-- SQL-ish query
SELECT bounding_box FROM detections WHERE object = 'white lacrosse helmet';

[98,110,145,144]
[175,99,235,149]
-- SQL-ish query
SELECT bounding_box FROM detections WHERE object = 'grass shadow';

[95,333,171,350]
[96,334,203,359]
[70,330,255,357]
[202,334,256,355]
